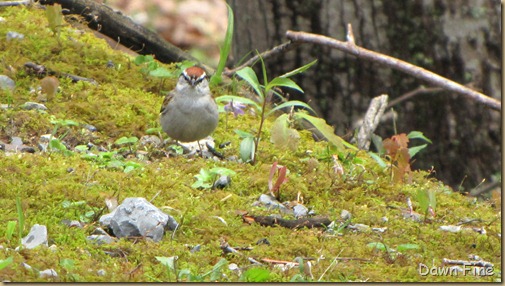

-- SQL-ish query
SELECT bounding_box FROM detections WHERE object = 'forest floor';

[0,5,501,282]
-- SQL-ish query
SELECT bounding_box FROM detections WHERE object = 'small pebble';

[39,269,58,279]
[6,31,24,41]
[22,101,47,111]
[97,269,107,276]
[0,75,15,91]
[213,175,231,189]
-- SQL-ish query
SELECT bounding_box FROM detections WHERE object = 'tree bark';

[229,0,501,191]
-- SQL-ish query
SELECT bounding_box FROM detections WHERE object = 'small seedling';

[192,167,236,189]
[268,161,288,200]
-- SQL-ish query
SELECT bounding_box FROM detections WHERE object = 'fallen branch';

[442,258,494,268]
[286,28,501,111]
[39,0,204,69]
[242,214,332,229]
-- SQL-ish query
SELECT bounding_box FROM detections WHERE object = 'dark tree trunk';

[228,0,501,192]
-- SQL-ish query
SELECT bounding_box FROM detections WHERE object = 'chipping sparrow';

[160,66,219,143]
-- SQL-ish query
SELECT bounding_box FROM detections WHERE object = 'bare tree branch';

[223,41,299,76]
[286,29,501,111]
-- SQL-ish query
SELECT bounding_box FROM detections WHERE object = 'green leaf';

[240,136,255,163]
[368,152,387,168]
[5,221,16,240]
[210,3,234,86]
[241,268,271,282]
[367,242,387,251]
[146,127,162,134]
[267,100,315,117]
[156,256,177,272]
[149,67,173,78]
[134,55,154,65]
[270,113,300,151]
[115,136,138,145]
[294,112,357,151]
[265,77,303,94]
[209,167,236,176]
[279,59,318,78]
[74,145,88,152]
[0,257,13,271]
[236,67,263,99]
[397,243,420,251]
[234,129,254,139]
[416,188,430,213]
[49,138,67,151]
[408,144,428,158]
[215,95,261,112]
[204,258,228,281]
[407,131,432,144]
[45,4,63,37]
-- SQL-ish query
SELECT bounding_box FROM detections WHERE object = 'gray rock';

[6,31,24,41]
[22,102,47,111]
[82,124,97,132]
[254,194,288,212]
[21,224,48,249]
[86,234,116,245]
[0,75,15,91]
[213,175,231,189]
[97,269,107,276]
[139,135,162,147]
[39,269,58,279]
[10,136,23,147]
[292,204,309,218]
[341,210,352,221]
[100,197,178,242]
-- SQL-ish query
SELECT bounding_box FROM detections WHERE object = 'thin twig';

[318,249,343,281]
[387,86,445,108]
[286,29,501,111]
[223,41,299,76]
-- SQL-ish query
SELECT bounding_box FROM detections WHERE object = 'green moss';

[0,5,500,282]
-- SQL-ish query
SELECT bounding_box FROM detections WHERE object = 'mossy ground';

[0,5,501,282]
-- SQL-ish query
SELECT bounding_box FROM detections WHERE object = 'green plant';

[48,116,79,155]
[15,196,25,245]
[209,3,234,86]
[268,161,288,200]
[45,4,63,40]
[156,256,228,282]
[80,150,143,173]
[115,136,139,154]
[192,167,236,189]
[416,188,437,219]
[61,200,103,223]
[216,58,317,163]
[240,267,271,282]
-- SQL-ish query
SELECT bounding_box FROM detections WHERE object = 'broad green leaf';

[265,77,303,94]
[0,257,13,271]
[407,131,432,144]
[367,242,387,251]
[209,167,236,176]
[115,136,138,145]
[210,3,234,86]
[280,59,318,78]
[270,114,300,151]
[205,258,228,281]
[156,256,177,272]
[149,67,173,78]
[408,144,428,158]
[215,95,261,112]
[368,152,387,168]
[267,100,315,117]
[240,136,255,163]
[234,129,254,139]
[397,243,420,251]
[241,267,271,282]
[45,4,63,37]
[236,67,263,99]
[74,145,88,152]
[294,112,357,151]
[49,138,67,151]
